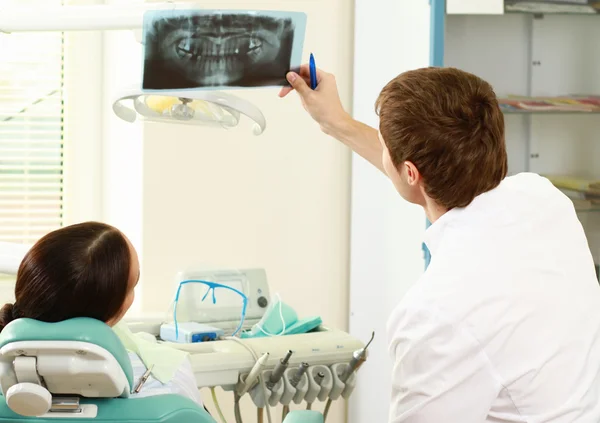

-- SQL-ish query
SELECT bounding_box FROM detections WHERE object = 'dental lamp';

[113,87,267,135]
[0,3,267,135]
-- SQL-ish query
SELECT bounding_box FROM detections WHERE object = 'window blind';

[0,1,65,291]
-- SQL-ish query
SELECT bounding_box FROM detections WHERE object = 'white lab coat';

[387,173,600,423]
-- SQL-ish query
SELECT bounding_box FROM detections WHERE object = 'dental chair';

[0,317,323,423]
[0,317,213,422]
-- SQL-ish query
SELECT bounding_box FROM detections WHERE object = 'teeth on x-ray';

[142,10,307,90]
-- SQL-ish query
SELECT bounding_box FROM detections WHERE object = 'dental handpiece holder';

[247,361,353,409]
[249,369,285,408]
[280,366,309,405]
[330,363,358,400]
[305,366,333,404]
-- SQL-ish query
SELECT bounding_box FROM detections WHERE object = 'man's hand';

[279,64,351,135]
[280,64,386,173]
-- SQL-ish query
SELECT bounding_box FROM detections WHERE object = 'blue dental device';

[160,322,224,343]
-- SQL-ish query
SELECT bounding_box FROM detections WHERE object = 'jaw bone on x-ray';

[142,10,307,90]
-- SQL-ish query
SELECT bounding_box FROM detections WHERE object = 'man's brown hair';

[375,67,508,210]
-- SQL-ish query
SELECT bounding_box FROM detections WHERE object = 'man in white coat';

[280,66,600,422]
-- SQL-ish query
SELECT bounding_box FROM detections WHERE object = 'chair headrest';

[0,317,134,389]
[0,317,135,417]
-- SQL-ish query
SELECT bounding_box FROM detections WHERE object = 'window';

[0,0,102,303]
[0,17,65,247]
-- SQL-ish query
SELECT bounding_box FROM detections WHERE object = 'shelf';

[504,1,600,15]
[544,176,600,213]
[439,2,600,278]
[499,96,600,114]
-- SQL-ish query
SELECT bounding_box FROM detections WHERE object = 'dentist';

[280,66,600,422]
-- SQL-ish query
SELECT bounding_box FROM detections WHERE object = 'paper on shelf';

[544,175,600,195]
[505,2,597,14]
[447,0,504,15]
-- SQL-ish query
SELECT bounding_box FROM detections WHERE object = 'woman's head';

[0,222,140,331]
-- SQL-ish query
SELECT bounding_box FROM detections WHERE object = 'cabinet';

[426,0,600,276]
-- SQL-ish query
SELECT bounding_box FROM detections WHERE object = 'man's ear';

[403,161,421,186]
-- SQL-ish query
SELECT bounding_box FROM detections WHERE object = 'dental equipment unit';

[147,268,370,423]
[131,268,369,392]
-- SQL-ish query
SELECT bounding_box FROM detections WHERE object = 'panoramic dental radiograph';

[142,10,306,90]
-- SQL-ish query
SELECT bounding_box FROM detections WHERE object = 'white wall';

[349,1,430,423]
[101,0,145,314]
[63,22,104,225]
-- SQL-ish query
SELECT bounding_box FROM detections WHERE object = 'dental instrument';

[325,332,374,422]
[133,364,155,394]
[266,350,293,390]
[289,362,309,388]
[340,331,375,383]
[227,337,273,423]
[236,352,270,396]
[309,53,318,90]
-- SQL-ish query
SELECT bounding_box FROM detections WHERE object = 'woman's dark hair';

[0,222,132,331]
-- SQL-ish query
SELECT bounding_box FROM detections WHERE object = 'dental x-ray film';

[142,9,307,90]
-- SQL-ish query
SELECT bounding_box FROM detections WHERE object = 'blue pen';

[309,53,317,90]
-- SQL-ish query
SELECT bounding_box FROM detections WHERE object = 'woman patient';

[0,221,201,405]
